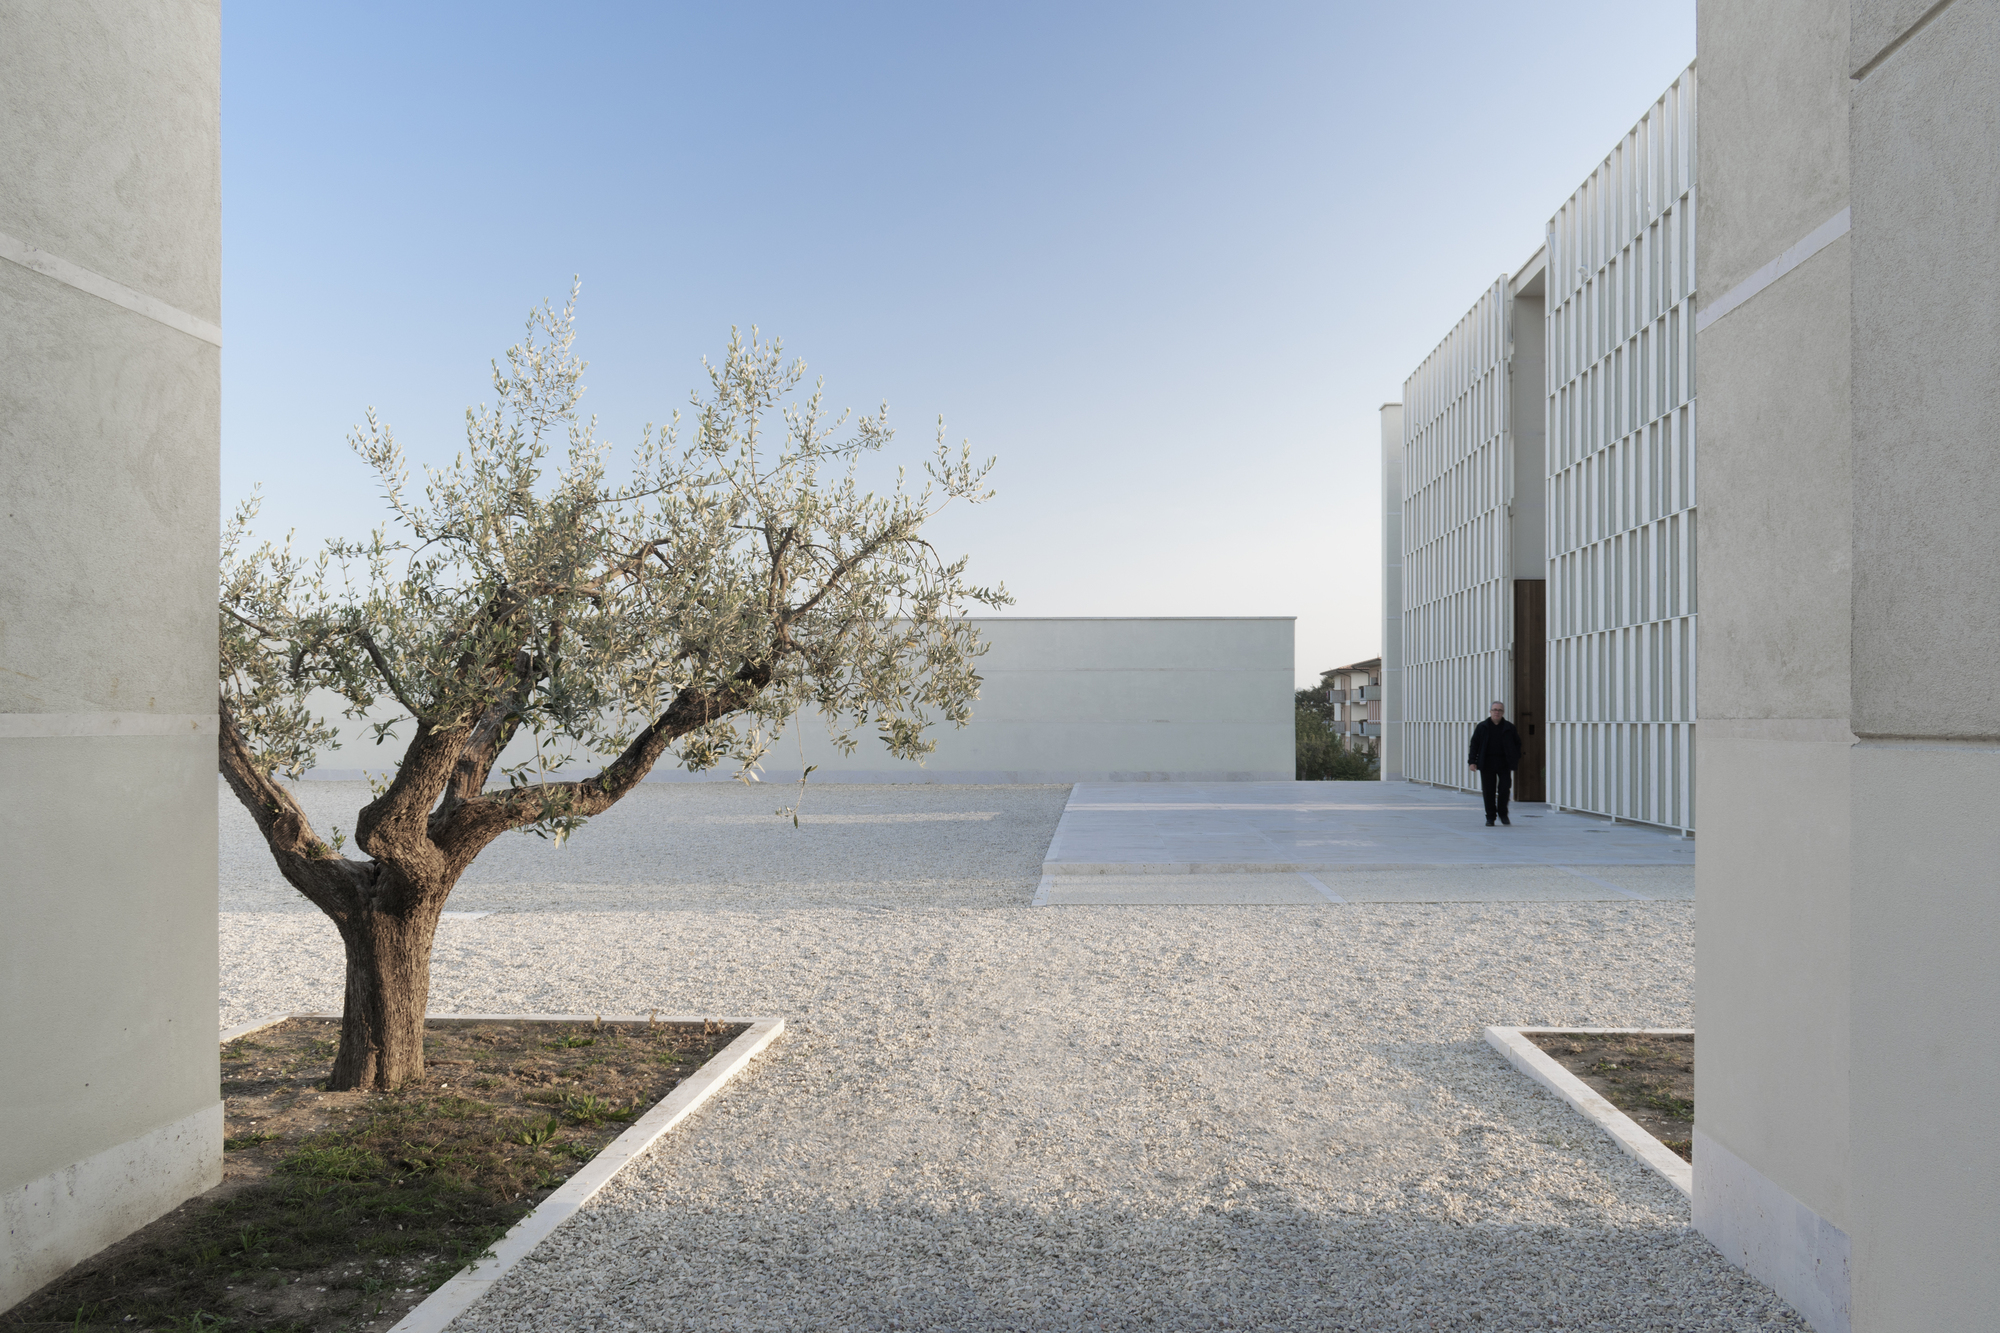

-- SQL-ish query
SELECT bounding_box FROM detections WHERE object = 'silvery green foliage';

[219,289,1008,840]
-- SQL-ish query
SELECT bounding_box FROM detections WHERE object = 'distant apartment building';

[1317,657,1381,753]
[1382,65,1696,833]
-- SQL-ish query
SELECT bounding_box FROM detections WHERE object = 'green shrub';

[1295,690,1378,781]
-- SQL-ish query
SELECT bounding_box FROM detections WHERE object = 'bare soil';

[1527,1031,1694,1161]
[4,1017,746,1333]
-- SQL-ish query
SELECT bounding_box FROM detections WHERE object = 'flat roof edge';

[1512,244,1549,290]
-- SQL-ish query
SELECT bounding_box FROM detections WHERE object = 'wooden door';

[1512,579,1547,801]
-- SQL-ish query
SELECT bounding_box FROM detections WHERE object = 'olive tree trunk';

[330,899,447,1090]
[220,670,767,1092]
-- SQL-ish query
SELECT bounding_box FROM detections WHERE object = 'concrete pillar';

[1693,3,1856,1324]
[1379,402,1403,781]
[1845,0,2000,1324]
[1695,0,2000,1326]
[0,0,222,1308]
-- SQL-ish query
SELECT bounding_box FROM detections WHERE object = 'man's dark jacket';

[1468,717,1523,771]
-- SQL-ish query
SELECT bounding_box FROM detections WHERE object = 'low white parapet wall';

[301,617,1296,785]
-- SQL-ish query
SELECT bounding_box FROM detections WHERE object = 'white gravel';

[217,781,1804,1331]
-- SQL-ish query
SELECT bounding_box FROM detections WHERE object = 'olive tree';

[219,292,1007,1090]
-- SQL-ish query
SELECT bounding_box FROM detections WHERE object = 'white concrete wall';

[1543,66,1699,833]
[0,0,222,1309]
[1398,281,1512,792]
[1692,7,1854,1321]
[1379,403,1405,781]
[1845,1,2000,1324]
[303,618,1295,784]
[1696,0,2000,1326]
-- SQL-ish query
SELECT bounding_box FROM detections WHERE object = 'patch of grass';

[515,1117,560,1148]
[554,1090,634,1126]
[1532,1031,1696,1164]
[281,1144,385,1181]
[5,1018,744,1333]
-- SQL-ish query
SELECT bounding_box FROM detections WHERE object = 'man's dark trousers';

[1480,767,1512,823]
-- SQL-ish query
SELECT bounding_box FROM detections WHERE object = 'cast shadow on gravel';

[469,1204,1806,1332]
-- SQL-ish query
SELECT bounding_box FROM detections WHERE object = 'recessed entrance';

[1513,578,1547,802]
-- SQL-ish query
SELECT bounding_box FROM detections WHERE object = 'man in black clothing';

[1468,701,1523,826]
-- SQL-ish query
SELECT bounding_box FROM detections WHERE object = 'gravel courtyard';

[219,782,1803,1331]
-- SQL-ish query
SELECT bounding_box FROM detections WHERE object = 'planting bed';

[1528,1030,1695,1160]
[4,1016,744,1333]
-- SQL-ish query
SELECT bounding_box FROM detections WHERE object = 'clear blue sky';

[223,2,1695,687]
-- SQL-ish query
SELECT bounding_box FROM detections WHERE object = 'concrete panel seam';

[1695,208,1850,334]
[1698,718,1857,744]
[0,230,223,347]
[0,713,218,739]
[1296,871,1348,904]
[1851,0,1959,81]
[1485,1026,1692,1195]
[1554,865,1650,900]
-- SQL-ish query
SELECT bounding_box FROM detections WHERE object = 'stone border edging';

[1484,1025,1692,1196]
[216,1012,784,1332]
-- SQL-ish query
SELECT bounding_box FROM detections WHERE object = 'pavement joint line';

[1554,866,1651,900]
[1041,860,1689,875]
[1296,871,1347,904]
[215,1008,786,1332]
[1483,1025,1692,1197]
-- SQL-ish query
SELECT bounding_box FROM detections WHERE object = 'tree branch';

[356,627,433,725]
[429,658,773,873]
[222,603,276,638]
[217,695,371,920]
[787,521,919,620]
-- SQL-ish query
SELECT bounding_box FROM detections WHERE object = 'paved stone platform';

[1043,780,1693,872]
[1037,781,1693,904]
[1038,865,1691,906]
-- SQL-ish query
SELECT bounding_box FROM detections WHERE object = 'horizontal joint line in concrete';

[1851,733,2000,749]
[1694,207,1850,334]
[0,229,223,346]
[1555,866,1650,900]
[1296,871,1347,904]
[1851,0,1959,80]
[0,711,218,738]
